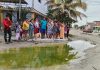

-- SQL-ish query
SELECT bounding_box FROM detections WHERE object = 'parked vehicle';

[83,29,93,33]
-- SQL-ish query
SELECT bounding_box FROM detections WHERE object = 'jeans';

[4,28,12,42]
[29,29,33,39]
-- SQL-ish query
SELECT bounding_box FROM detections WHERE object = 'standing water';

[68,40,96,64]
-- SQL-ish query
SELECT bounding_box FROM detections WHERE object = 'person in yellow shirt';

[22,19,29,41]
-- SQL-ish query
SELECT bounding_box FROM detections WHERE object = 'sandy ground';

[0,29,100,70]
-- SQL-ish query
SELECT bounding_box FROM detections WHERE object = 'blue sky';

[25,0,100,26]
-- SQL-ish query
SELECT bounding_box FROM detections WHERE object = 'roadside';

[67,29,100,70]
[0,31,67,50]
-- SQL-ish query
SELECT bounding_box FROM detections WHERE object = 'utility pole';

[32,0,34,9]
[19,0,21,20]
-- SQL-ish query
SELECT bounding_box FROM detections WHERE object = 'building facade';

[93,21,100,32]
[84,21,100,33]
[0,0,48,29]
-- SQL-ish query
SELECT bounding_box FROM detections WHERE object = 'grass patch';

[0,44,76,69]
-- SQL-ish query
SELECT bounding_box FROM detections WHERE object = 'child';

[15,22,22,41]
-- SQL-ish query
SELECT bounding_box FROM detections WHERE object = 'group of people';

[2,14,70,44]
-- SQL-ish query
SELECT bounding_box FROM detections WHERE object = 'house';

[0,0,48,29]
[93,21,100,32]
[0,0,28,29]
[84,22,95,30]
[84,21,100,33]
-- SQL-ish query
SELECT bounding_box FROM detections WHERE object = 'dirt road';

[67,29,100,70]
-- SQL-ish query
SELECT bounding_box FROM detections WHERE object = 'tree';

[46,0,87,24]
[74,24,79,29]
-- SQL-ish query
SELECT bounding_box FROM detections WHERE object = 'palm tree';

[46,0,87,24]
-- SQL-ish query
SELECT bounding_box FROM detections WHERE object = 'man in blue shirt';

[40,18,47,39]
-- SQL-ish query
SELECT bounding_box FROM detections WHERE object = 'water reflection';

[68,40,96,64]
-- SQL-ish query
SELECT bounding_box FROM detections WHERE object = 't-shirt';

[3,18,12,30]
[22,21,29,30]
[29,22,34,30]
[47,23,53,31]
[40,20,47,30]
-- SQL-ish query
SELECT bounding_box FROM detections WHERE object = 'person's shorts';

[23,30,28,34]
[47,31,53,35]
[40,29,46,34]
[34,28,39,34]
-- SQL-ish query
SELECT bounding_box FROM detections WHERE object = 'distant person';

[60,23,65,39]
[34,18,40,39]
[2,14,12,44]
[64,24,70,38]
[52,21,60,39]
[66,25,70,38]
[64,24,68,38]
[15,21,22,41]
[47,19,53,39]
[29,19,34,39]
[40,18,47,39]
[22,19,29,41]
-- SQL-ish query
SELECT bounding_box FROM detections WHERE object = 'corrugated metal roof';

[0,0,27,4]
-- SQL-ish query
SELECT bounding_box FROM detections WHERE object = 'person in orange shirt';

[60,23,65,39]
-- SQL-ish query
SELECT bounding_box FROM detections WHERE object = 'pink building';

[84,21,100,33]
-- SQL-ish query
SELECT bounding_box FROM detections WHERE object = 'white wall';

[33,0,48,15]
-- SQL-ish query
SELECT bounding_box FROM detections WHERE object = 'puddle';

[0,44,76,69]
[68,40,96,64]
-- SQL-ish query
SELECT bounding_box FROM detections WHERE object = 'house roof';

[32,8,46,17]
[0,0,27,4]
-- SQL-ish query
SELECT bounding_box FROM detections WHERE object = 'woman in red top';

[34,18,40,39]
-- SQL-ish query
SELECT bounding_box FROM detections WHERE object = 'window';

[38,0,41,3]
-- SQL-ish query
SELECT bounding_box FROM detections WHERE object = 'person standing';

[64,24,68,38]
[60,23,65,39]
[52,21,60,39]
[47,19,53,39]
[29,19,34,39]
[40,18,47,39]
[15,22,22,41]
[2,14,12,44]
[66,25,70,38]
[34,18,40,40]
[22,19,29,41]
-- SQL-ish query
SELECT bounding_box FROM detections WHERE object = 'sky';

[76,0,100,26]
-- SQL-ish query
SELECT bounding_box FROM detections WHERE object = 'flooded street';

[68,40,95,52]
[68,40,96,64]
[0,29,100,70]
[67,29,100,70]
